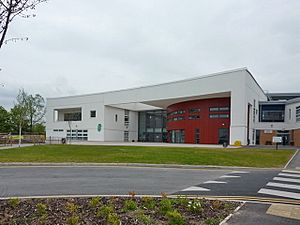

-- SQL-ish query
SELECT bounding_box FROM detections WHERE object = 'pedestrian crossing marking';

[181,186,210,192]
[278,173,300,178]
[220,175,240,179]
[258,188,300,200]
[282,170,300,174]
[204,180,227,184]
[266,182,300,190]
[273,177,300,184]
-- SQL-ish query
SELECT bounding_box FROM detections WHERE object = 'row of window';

[168,107,229,116]
[168,114,229,121]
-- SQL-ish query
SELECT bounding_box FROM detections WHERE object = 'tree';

[27,93,45,132]
[0,106,10,132]
[0,0,47,49]
[13,88,29,146]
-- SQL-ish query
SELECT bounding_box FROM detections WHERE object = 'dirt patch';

[0,196,240,225]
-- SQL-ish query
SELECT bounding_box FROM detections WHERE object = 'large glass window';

[64,112,81,121]
[170,129,185,143]
[138,110,167,142]
[67,129,88,140]
[259,104,285,122]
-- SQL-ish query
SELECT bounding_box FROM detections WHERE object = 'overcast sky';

[1,0,299,109]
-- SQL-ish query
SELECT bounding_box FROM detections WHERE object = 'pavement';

[0,143,35,149]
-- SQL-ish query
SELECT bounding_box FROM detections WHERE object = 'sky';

[0,0,300,109]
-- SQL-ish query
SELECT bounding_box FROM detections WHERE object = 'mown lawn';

[0,144,295,168]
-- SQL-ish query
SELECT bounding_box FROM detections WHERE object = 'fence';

[0,133,46,146]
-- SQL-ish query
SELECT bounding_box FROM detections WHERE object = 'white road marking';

[258,188,300,200]
[282,170,300,174]
[278,173,300,178]
[228,171,249,174]
[220,175,240,179]
[273,177,300,184]
[181,186,210,192]
[204,180,227,184]
[266,182,300,190]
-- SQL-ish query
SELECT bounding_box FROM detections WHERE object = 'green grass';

[0,145,295,168]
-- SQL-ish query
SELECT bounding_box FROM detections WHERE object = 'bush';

[187,199,203,213]
[175,196,189,207]
[65,202,78,214]
[166,210,185,225]
[141,197,156,210]
[107,213,120,225]
[159,198,173,215]
[205,217,222,225]
[134,210,153,224]
[123,199,137,212]
[97,205,114,218]
[89,196,101,208]
[8,198,20,208]
[36,203,47,217]
[66,216,79,225]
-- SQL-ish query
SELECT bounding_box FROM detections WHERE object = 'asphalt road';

[0,166,230,197]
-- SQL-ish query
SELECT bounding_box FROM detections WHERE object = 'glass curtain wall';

[138,110,167,142]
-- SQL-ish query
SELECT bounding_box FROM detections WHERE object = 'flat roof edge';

[47,67,249,100]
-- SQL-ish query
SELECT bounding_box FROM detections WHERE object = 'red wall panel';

[166,97,230,144]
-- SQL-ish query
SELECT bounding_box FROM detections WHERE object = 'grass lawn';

[0,144,295,168]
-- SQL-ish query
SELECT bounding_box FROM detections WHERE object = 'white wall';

[46,68,267,145]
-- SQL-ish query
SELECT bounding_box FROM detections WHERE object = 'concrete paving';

[225,203,300,225]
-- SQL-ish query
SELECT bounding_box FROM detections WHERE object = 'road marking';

[220,175,240,179]
[267,182,300,190]
[258,188,300,200]
[204,181,227,184]
[228,171,249,174]
[282,170,300,174]
[273,177,300,184]
[278,173,300,178]
[181,186,210,192]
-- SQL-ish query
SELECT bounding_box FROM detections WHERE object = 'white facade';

[46,68,268,145]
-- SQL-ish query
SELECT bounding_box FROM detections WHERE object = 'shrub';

[123,199,137,212]
[107,213,120,225]
[187,199,203,213]
[134,210,153,224]
[8,198,20,208]
[141,197,156,210]
[36,203,47,217]
[128,191,136,198]
[175,196,189,207]
[166,210,185,225]
[159,198,173,215]
[66,202,78,214]
[89,196,101,208]
[205,217,221,225]
[211,200,223,210]
[97,205,114,218]
[66,216,79,225]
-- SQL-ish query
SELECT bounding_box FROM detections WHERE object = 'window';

[67,129,88,140]
[195,128,200,144]
[53,129,64,132]
[289,109,292,120]
[170,129,185,143]
[296,106,300,122]
[64,112,81,121]
[124,110,129,126]
[167,110,185,116]
[188,115,200,120]
[209,107,219,112]
[189,108,200,113]
[209,114,229,119]
[115,114,118,122]
[259,104,285,122]
[209,107,230,112]
[124,131,129,142]
[90,110,96,118]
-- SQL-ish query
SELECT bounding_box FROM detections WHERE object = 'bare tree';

[0,0,47,49]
